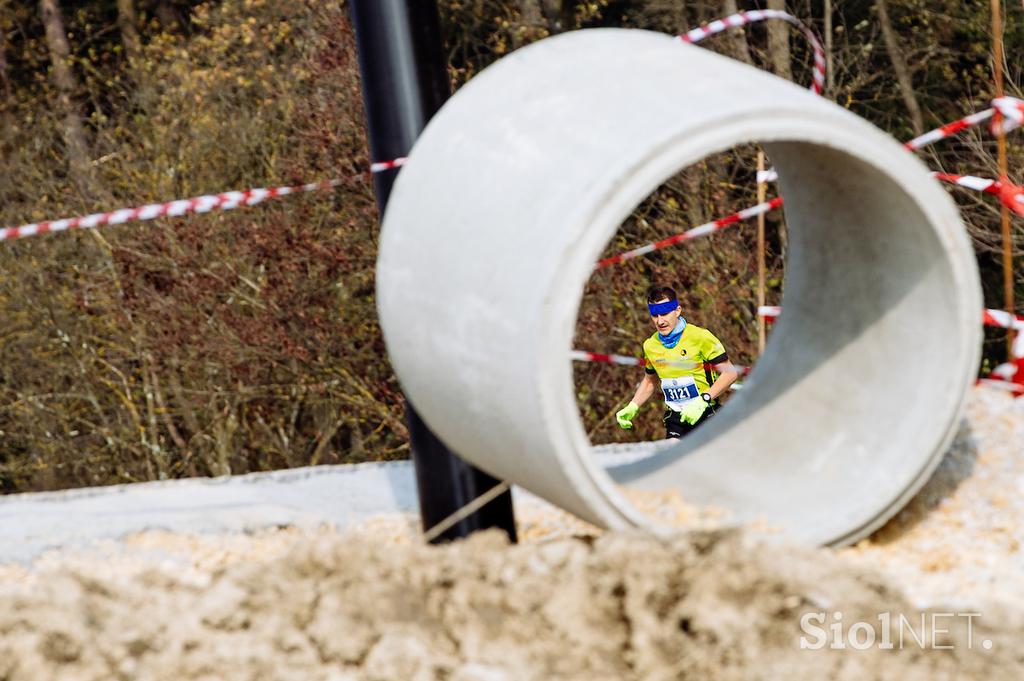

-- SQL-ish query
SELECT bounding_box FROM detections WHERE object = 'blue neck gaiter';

[658,318,687,348]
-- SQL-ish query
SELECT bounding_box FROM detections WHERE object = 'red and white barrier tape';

[764,306,1024,391]
[764,304,1023,329]
[593,169,1023,271]
[891,97,1024,226]
[6,12,1017,246]
[755,168,1024,216]
[977,377,1024,393]
[762,305,1024,359]
[983,310,1024,363]
[369,157,407,173]
[982,307,1024,333]
[573,347,1024,394]
[570,350,648,367]
[0,154,410,241]
[900,96,1024,150]
[904,109,997,151]
[576,306,1024,394]
[0,178,355,242]
[680,9,826,95]
[933,172,1001,195]
[992,96,1024,135]
[687,8,1023,150]
[595,197,784,269]
[987,351,1024,391]
[933,173,1024,216]
[682,11,1022,210]
[570,350,752,375]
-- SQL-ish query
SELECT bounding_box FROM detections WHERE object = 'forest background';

[0,0,1020,492]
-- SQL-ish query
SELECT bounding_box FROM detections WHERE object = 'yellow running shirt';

[643,323,728,411]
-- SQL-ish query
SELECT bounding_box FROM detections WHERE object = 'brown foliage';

[0,0,1021,490]
[0,1,404,491]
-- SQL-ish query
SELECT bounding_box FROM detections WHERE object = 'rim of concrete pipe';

[376,29,981,547]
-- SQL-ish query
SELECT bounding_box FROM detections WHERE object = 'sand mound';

[2,385,1023,679]
[2,529,1021,681]
[840,386,1024,606]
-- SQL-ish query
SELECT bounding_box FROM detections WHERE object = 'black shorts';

[663,403,716,439]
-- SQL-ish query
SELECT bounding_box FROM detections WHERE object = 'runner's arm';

[628,371,660,407]
[706,360,740,399]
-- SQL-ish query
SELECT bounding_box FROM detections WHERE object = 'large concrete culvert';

[376,29,982,547]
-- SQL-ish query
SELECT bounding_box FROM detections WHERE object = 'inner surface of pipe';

[376,28,981,546]
[609,140,976,546]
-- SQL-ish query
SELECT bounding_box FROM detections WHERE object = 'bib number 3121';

[663,382,698,403]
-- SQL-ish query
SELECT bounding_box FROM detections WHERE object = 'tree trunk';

[39,0,93,191]
[512,0,543,49]
[0,19,12,136]
[0,21,11,102]
[875,0,924,135]
[765,0,792,81]
[685,0,707,25]
[683,168,705,228]
[518,0,542,26]
[154,0,180,33]
[539,0,572,34]
[669,0,685,31]
[116,0,142,63]
[824,0,834,92]
[722,0,753,64]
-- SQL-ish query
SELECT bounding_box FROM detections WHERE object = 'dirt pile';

[840,386,1024,606]
[3,386,1023,679]
[2,528,1022,681]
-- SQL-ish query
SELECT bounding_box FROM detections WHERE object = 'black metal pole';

[349,0,517,543]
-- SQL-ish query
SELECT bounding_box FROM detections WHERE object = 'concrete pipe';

[376,29,981,546]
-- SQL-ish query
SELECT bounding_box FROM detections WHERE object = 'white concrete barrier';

[376,29,982,546]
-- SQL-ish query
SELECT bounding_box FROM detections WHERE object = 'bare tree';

[824,0,834,92]
[538,0,573,33]
[511,1,597,49]
[765,0,792,81]
[518,0,543,28]
[512,0,544,48]
[722,0,753,64]
[153,0,181,32]
[875,0,923,135]
[695,0,709,25]
[668,0,685,30]
[116,0,142,63]
[629,0,687,33]
[0,13,12,136]
[0,19,10,101]
[38,0,93,190]
[0,14,12,146]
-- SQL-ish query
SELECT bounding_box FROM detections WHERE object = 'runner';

[615,285,740,438]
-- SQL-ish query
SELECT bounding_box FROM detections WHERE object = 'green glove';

[679,395,709,425]
[615,401,640,429]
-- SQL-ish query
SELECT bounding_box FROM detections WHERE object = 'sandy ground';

[841,387,1024,608]
[1,386,1022,679]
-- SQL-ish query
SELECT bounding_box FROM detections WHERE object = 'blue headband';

[648,299,679,316]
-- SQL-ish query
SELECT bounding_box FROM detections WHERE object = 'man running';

[615,285,740,439]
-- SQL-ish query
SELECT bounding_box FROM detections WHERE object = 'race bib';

[661,376,698,411]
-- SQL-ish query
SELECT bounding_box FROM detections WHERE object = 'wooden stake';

[992,0,1016,358]
[757,151,767,355]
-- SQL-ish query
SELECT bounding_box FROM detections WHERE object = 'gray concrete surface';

[0,445,665,563]
[376,28,982,546]
[0,462,415,564]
